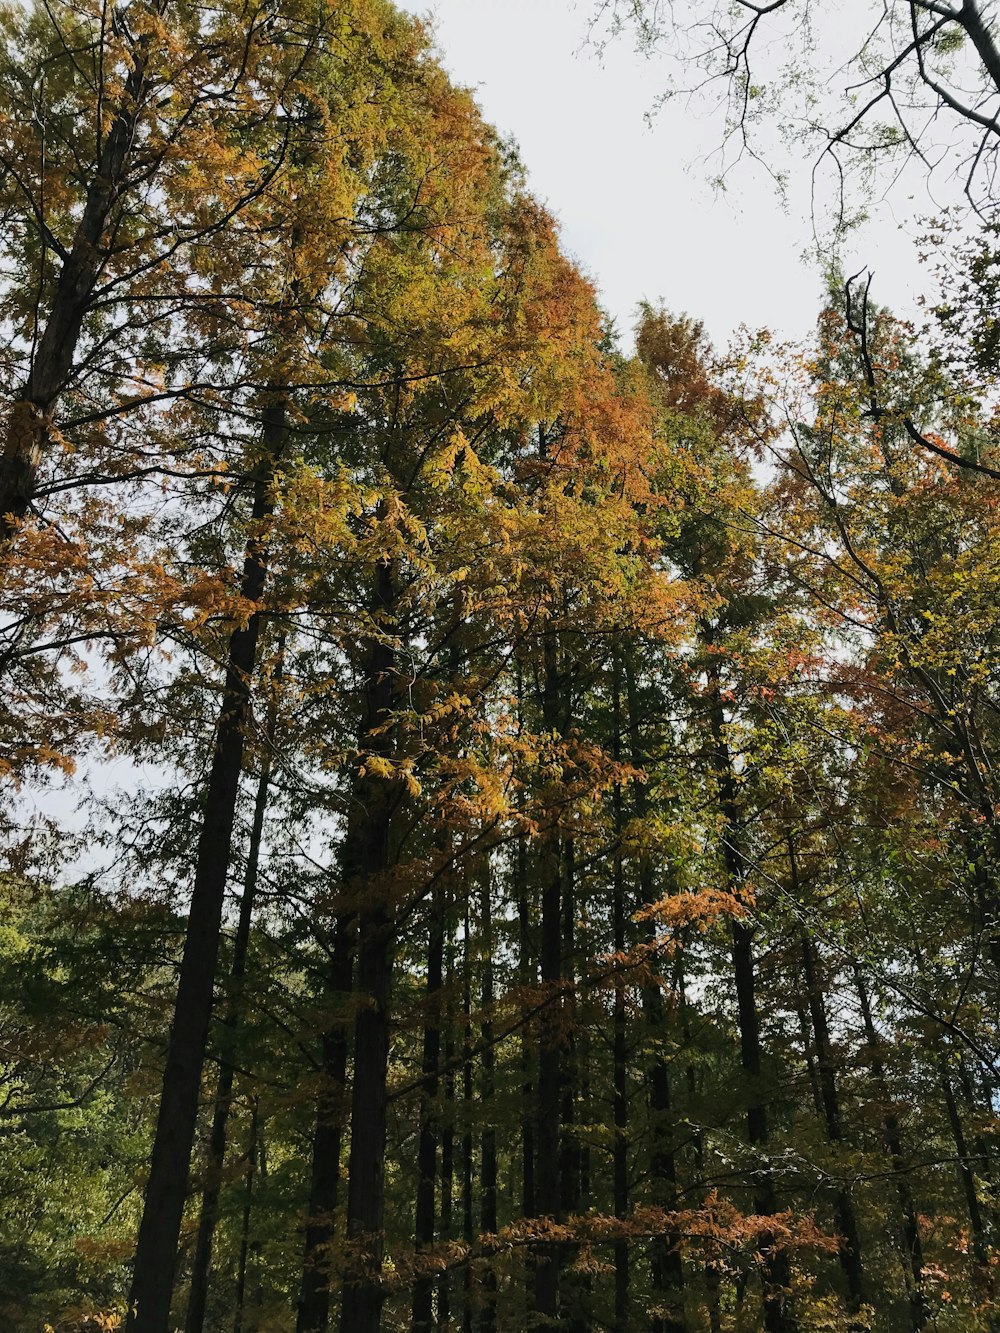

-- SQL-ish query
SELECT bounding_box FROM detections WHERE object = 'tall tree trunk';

[480,861,498,1333]
[127,402,283,1333]
[624,651,685,1333]
[516,821,536,1319]
[680,961,721,1333]
[534,628,565,1326]
[233,1099,260,1333]
[612,686,631,1333]
[940,1050,991,1268]
[461,904,475,1333]
[791,839,865,1324]
[705,655,795,1333]
[854,970,928,1331]
[296,918,354,1333]
[339,558,400,1333]
[186,640,284,1333]
[799,929,865,1321]
[560,839,589,1333]
[412,891,445,1333]
[439,941,456,1330]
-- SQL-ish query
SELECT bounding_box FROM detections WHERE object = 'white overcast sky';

[397,0,947,352]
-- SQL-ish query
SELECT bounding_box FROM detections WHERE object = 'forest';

[4,0,1000,1330]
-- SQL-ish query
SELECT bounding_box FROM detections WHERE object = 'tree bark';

[705,655,795,1333]
[296,919,354,1333]
[411,891,445,1333]
[612,653,630,1333]
[854,970,928,1331]
[798,926,865,1321]
[338,557,399,1333]
[533,628,565,1326]
[186,640,284,1333]
[480,861,498,1333]
[127,402,283,1333]
[624,650,685,1333]
[233,1099,259,1333]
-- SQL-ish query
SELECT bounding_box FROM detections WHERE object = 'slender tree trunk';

[480,861,498,1333]
[127,403,283,1333]
[680,962,721,1333]
[439,943,456,1330]
[798,928,865,1320]
[296,919,354,1333]
[339,558,400,1333]
[461,905,475,1333]
[705,655,795,1333]
[854,970,928,1330]
[186,641,284,1333]
[624,651,685,1333]
[534,628,565,1326]
[412,891,445,1333]
[612,723,630,1333]
[796,1006,824,1119]
[516,822,536,1319]
[940,1051,990,1268]
[233,1099,259,1333]
[560,839,589,1333]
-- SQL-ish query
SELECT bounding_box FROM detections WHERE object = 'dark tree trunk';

[233,1100,259,1333]
[798,925,865,1320]
[854,970,928,1331]
[296,919,354,1333]
[612,738,630,1333]
[624,651,685,1333]
[941,1052,990,1268]
[127,403,283,1333]
[516,820,536,1318]
[461,905,474,1333]
[681,963,721,1333]
[339,558,400,1333]
[705,657,795,1333]
[480,862,498,1333]
[186,641,284,1333]
[534,629,565,1325]
[439,943,456,1330]
[411,891,445,1333]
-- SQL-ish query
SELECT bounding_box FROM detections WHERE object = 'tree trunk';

[940,1051,990,1268]
[461,905,475,1333]
[439,941,456,1330]
[127,402,283,1333]
[705,656,795,1333]
[534,629,565,1326]
[233,1099,259,1333]
[516,821,536,1319]
[612,749,630,1333]
[624,651,685,1333]
[339,557,400,1333]
[854,970,928,1331]
[411,891,445,1333]
[296,919,354,1333]
[798,927,865,1320]
[186,640,284,1333]
[480,861,498,1333]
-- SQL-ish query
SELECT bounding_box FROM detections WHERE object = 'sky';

[397,0,946,352]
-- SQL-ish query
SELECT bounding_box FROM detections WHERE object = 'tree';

[596,0,1000,219]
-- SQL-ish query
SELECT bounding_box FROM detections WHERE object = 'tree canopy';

[2,2,1000,1332]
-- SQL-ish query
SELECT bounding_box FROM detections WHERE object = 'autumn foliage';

[2,3,1000,1333]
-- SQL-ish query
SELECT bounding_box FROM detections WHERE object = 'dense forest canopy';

[3,2,1000,1332]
